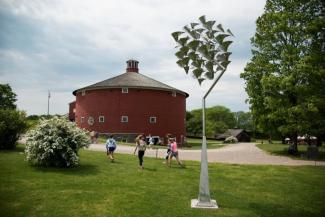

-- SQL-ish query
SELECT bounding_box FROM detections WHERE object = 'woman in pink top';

[168,138,183,167]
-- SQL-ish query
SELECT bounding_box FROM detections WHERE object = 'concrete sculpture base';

[191,199,218,209]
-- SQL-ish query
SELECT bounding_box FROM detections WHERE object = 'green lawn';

[185,138,225,149]
[1,145,324,217]
[257,143,325,161]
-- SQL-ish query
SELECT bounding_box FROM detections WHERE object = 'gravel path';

[88,142,325,166]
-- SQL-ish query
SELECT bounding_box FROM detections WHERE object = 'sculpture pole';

[192,69,226,208]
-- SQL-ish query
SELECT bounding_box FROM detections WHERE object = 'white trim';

[121,116,128,123]
[82,90,86,96]
[99,116,105,123]
[149,116,157,123]
[172,91,176,97]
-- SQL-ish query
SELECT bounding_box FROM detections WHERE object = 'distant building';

[215,129,251,142]
[69,60,189,142]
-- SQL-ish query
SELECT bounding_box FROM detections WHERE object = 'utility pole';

[47,90,50,116]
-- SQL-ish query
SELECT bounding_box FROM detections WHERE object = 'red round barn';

[69,60,189,143]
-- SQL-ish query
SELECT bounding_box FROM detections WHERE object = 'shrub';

[224,136,238,144]
[0,109,27,149]
[25,117,90,167]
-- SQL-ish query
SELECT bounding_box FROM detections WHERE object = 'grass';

[257,143,325,161]
[184,138,225,149]
[1,144,324,217]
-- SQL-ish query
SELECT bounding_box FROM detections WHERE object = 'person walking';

[148,134,154,148]
[90,131,96,143]
[106,135,117,162]
[164,138,172,164]
[134,134,147,170]
[94,131,99,144]
[168,138,183,167]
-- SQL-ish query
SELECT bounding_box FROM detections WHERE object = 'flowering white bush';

[25,117,90,167]
[224,136,238,144]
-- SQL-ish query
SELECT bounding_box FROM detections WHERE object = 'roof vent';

[126,59,139,73]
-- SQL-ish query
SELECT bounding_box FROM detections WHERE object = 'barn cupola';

[126,59,139,73]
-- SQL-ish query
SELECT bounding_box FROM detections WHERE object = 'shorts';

[170,151,178,158]
[108,147,116,152]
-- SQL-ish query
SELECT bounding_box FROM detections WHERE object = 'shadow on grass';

[0,145,25,153]
[250,201,316,217]
[31,163,100,176]
[143,167,157,172]
[271,148,325,162]
[106,160,124,164]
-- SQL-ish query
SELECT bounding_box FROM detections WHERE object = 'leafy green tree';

[207,106,236,132]
[187,106,236,137]
[186,109,202,136]
[234,111,254,131]
[0,84,17,109]
[0,84,27,149]
[241,0,325,153]
[0,109,27,149]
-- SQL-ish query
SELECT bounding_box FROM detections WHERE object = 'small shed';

[215,129,251,142]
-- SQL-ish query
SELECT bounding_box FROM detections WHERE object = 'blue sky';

[0,0,265,115]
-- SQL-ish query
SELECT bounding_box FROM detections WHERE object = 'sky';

[0,0,266,115]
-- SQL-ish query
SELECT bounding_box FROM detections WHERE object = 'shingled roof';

[215,129,245,140]
[72,71,189,97]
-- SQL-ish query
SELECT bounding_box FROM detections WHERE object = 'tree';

[241,0,325,153]
[0,84,17,109]
[233,111,254,131]
[187,106,236,137]
[207,106,236,133]
[0,109,27,149]
[172,15,233,208]
[186,109,202,136]
[0,84,26,149]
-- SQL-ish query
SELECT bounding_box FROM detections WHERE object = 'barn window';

[99,116,105,123]
[149,116,157,123]
[73,108,76,113]
[88,116,94,125]
[82,90,86,96]
[121,116,128,123]
[172,91,176,97]
[122,88,128,93]
[81,117,85,123]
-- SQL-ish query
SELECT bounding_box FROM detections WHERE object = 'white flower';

[25,117,91,167]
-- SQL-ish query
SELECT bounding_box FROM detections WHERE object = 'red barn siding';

[74,88,186,142]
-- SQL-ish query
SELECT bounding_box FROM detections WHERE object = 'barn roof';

[215,129,246,139]
[73,71,189,97]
